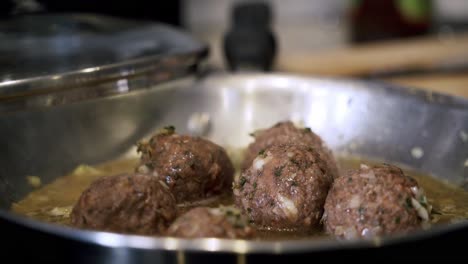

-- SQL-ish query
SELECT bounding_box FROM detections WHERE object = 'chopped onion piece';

[411,197,429,221]
[158,180,170,190]
[348,195,361,209]
[360,164,370,170]
[137,165,150,174]
[253,155,272,171]
[277,194,298,221]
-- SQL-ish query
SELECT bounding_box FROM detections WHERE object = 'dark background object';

[348,0,433,43]
[0,0,182,26]
[223,1,277,71]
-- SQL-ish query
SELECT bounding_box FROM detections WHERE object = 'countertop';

[276,32,468,99]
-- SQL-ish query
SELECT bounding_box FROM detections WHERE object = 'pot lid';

[0,13,208,98]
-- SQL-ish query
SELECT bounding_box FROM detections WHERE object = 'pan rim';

[1,209,467,253]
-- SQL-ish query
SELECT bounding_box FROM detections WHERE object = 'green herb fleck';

[239,177,247,187]
[291,181,298,187]
[419,196,428,207]
[274,166,284,177]
[249,132,255,137]
[395,216,401,224]
[289,158,300,166]
[247,208,252,213]
[158,125,176,135]
[164,125,175,130]
[136,142,145,153]
[253,182,257,189]
[303,127,312,133]
[358,206,365,214]
[258,149,266,157]
[405,197,413,209]
[347,177,353,183]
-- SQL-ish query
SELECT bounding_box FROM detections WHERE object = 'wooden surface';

[277,33,468,99]
[387,73,468,99]
[277,33,468,77]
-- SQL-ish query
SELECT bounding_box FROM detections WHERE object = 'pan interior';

[1,73,467,245]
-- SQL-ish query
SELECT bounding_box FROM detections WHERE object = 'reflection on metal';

[237,254,246,264]
[117,79,129,93]
[187,112,211,137]
[81,67,100,74]
[164,238,180,250]
[233,240,249,254]
[203,238,222,252]
[177,250,185,264]
[94,232,125,247]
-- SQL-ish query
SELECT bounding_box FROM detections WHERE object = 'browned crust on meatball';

[136,127,235,203]
[71,173,177,235]
[234,144,333,230]
[323,164,430,239]
[166,207,255,239]
[242,121,339,179]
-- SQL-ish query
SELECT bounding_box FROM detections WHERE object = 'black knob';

[223,1,277,72]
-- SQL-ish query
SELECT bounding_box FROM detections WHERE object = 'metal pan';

[0,73,467,262]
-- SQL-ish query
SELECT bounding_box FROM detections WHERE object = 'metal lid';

[0,14,208,100]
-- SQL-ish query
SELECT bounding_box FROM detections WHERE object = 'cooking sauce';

[10,154,468,240]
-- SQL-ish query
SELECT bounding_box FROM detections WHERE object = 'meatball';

[242,121,339,179]
[323,164,431,240]
[136,126,235,203]
[71,173,177,235]
[166,206,255,239]
[234,144,334,230]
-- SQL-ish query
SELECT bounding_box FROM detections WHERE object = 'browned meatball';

[71,173,177,235]
[234,144,334,230]
[136,126,235,203]
[166,206,255,239]
[242,121,339,179]
[323,164,431,240]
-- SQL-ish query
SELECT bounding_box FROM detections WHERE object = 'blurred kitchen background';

[2,0,468,97]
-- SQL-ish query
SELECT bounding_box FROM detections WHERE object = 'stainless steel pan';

[0,73,467,262]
